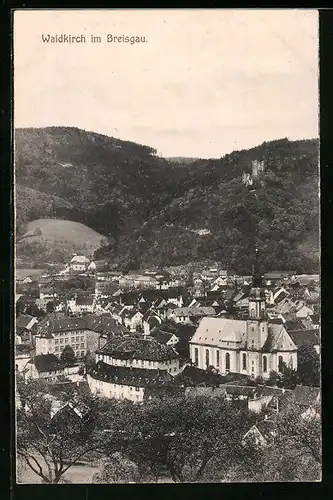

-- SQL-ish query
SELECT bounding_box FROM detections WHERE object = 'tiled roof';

[284,320,305,331]
[150,329,176,345]
[29,354,65,373]
[97,337,179,361]
[255,419,277,444]
[16,314,35,329]
[262,324,297,352]
[190,317,247,346]
[70,255,90,264]
[76,296,94,306]
[173,306,216,317]
[89,361,175,387]
[223,385,293,398]
[288,329,320,347]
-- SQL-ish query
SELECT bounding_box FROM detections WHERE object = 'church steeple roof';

[252,248,262,288]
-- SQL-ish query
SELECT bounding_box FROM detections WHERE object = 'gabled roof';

[150,329,177,345]
[89,361,175,387]
[16,314,36,329]
[262,323,297,352]
[70,255,90,264]
[284,319,305,332]
[97,337,179,361]
[190,316,247,346]
[76,296,94,306]
[272,298,297,314]
[288,329,320,348]
[29,354,65,373]
[293,385,320,407]
[255,419,277,444]
[172,306,216,317]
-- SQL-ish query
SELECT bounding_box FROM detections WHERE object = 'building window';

[251,308,255,318]
[225,352,230,371]
[216,350,220,367]
[263,355,267,373]
[278,356,283,372]
[242,353,246,370]
[206,349,210,368]
[289,356,293,370]
[194,348,199,365]
[251,340,255,349]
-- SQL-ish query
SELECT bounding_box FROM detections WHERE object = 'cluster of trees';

[16,376,321,484]
[16,128,319,273]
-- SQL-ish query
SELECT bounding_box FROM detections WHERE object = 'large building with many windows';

[189,250,298,379]
[87,337,180,402]
[35,313,128,359]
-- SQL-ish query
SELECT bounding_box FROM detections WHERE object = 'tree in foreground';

[16,377,124,484]
[118,395,256,483]
[92,453,141,484]
[60,345,76,366]
[297,342,320,387]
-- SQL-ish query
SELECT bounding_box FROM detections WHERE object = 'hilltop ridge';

[15,127,319,273]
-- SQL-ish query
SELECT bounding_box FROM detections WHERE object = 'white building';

[87,337,180,402]
[189,251,298,379]
[69,255,90,272]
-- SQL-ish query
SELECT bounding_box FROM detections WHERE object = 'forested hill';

[15,127,319,273]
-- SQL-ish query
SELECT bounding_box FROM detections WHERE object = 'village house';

[167,306,216,324]
[88,337,180,402]
[69,255,90,273]
[242,417,277,449]
[119,308,143,332]
[189,251,298,379]
[16,313,38,345]
[67,295,96,315]
[295,304,314,319]
[35,313,128,359]
[149,328,179,347]
[23,353,80,382]
[293,385,321,420]
[15,344,35,373]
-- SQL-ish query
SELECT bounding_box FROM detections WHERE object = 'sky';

[14,9,319,158]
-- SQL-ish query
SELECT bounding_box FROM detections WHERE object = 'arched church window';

[242,353,246,370]
[278,355,283,372]
[206,349,210,368]
[225,352,230,371]
[251,308,255,318]
[216,350,220,367]
[194,348,199,366]
[263,355,267,372]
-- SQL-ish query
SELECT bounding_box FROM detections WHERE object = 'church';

[189,250,298,379]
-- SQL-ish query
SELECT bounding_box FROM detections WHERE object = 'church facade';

[189,251,298,379]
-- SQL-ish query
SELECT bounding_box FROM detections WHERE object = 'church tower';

[248,248,266,319]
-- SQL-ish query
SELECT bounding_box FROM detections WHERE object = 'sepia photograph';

[13,9,320,483]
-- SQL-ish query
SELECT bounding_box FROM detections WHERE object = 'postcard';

[14,9,320,484]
